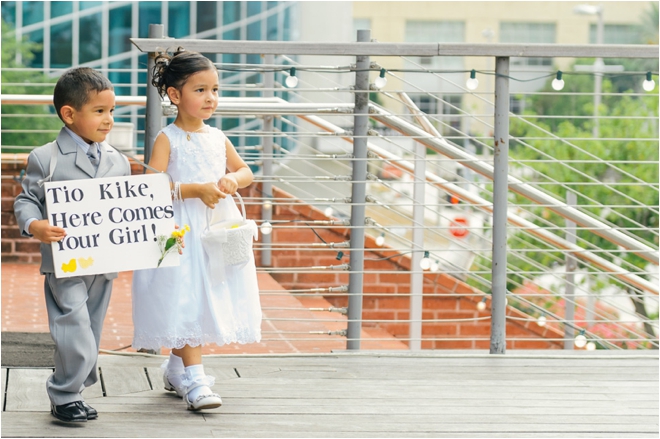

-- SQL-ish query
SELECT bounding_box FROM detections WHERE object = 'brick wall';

[2,158,563,349]
[243,184,563,350]
[2,157,36,263]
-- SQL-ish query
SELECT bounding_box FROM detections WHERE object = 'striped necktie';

[87,144,100,168]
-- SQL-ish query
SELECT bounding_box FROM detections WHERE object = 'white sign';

[45,173,179,278]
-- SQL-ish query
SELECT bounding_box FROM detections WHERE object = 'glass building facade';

[1,1,298,152]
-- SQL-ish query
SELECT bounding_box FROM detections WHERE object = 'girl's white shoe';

[161,358,186,397]
[183,380,222,410]
[163,372,186,397]
[181,365,222,410]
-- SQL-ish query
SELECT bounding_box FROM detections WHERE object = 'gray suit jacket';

[14,127,132,276]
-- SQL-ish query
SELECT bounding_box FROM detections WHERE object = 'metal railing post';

[261,54,274,267]
[346,29,371,350]
[565,191,577,349]
[144,24,164,166]
[409,136,427,350]
[490,56,510,355]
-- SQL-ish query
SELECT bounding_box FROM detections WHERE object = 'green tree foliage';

[508,69,658,295]
[1,19,61,151]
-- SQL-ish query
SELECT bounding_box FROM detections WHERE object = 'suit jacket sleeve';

[14,146,50,237]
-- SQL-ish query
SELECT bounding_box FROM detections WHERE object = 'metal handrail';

[4,36,657,351]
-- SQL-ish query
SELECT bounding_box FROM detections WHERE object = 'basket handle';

[234,192,247,221]
[205,192,247,228]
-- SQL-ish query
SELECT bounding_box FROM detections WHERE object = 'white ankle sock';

[185,364,205,380]
[185,364,213,401]
[166,353,185,388]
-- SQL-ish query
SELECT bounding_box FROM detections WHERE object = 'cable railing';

[2,32,658,351]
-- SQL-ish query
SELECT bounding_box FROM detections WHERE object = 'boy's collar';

[63,126,95,152]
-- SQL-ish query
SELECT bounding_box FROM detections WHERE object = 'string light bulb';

[430,260,440,272]
[420,251,431,270]
[642,71,655,92]
[375,233,385,247]
[374,68,387,89]
[477,297,487,311]
[260,221,273,235]
[263,199,272,211]
[324,206,333,217]
[586,341,596,351]
[285,67,298,88]
[575,330,587,348]
[537,314,547,327]
[466,69,479,90]
[551,71,565,91]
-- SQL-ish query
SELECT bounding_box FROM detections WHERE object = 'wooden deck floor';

[2,351,658,438]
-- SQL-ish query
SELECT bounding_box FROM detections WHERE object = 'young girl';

[132,48,262,411]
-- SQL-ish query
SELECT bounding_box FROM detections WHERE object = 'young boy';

[14,67,131,422]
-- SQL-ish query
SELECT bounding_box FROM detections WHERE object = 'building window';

[410,94,438,116]
[223,1,240,26]
[590,24,642,44]
[109,5,131,57]
[51,21,72,68]
[1,2,17,25]
[79,11,102,64]
[25,29,44,67]
[196,1,216,34]
[51,1,72,18]
[405,21,464,69]
[80,2,101,11]
[168,2,190,38]
[267,2,280,41]
[109,59,131,96]
[408,93,463,135]
[510,96,525,115]
[23,1,44,26]
[138,2,161,38]
[500,22,555,67]
[246,1,262,65]
[406,20,464,43]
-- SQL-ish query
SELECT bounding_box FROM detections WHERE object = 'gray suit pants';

[43,273,113,405]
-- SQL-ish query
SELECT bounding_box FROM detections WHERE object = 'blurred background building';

[1,1,654,141]
[2,1,655,146]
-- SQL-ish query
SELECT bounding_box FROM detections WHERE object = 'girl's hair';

[151,47,217,99]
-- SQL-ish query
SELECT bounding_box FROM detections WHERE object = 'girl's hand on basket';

[199,182,225,208]
[218,174,239,195]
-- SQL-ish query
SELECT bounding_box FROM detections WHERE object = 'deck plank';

[100,366,151,396]
[1,368,6,410]
[84,367,105,399]
[1,353,657,438]
[4,368,52,412]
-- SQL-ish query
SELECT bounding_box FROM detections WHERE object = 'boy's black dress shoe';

[80,401,98,419]
[50,401,87,422]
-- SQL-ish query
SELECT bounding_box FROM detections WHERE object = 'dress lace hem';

[132,330,261,351]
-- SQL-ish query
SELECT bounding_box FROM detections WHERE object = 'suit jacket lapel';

[57,128,96,178]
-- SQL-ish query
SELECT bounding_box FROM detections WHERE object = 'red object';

[449,217,469,238]
[381,163,403,179]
